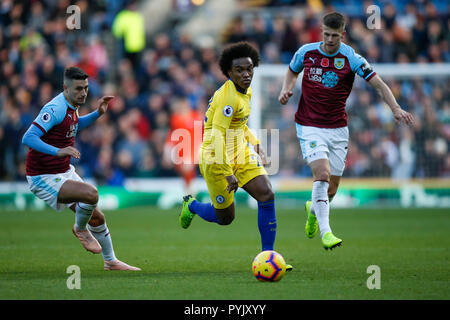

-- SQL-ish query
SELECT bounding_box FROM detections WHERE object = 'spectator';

[112,0,145,71]
[163,96,202,194]
[94,146,126,186]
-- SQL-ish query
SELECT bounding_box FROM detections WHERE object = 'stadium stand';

[0,0,448,184]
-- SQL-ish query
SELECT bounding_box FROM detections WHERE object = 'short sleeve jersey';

[289,42,376,128]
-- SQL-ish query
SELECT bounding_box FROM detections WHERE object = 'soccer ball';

[252,250,286,282]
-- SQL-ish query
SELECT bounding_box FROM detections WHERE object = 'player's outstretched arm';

[78,110,100,130]
[278,69,298,105]
[78,96,114,130]
[368,74,415,126]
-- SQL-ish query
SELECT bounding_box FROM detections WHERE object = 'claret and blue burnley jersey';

[289,42,376,128]
[26,93,80,176]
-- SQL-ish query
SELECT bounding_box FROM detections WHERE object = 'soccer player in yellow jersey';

[179,42,283,256]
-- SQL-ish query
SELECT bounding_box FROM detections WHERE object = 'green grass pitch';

[0,206,449,300]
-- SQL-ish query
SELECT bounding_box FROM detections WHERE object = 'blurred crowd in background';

[0,0,449,185]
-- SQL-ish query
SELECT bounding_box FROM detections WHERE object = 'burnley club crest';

[334,58,345,70]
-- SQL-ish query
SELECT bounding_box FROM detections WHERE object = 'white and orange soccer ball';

[252,250,286,282]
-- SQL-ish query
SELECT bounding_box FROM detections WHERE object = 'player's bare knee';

[257,188,275,202]
[85,186,99,204]
[315,170,331,182]
[218,215,234,225]
[216,209,234,225]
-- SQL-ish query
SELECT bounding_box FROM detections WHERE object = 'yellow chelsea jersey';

[201,80,259,175]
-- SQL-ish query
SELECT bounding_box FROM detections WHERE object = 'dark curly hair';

[218,42,260,77]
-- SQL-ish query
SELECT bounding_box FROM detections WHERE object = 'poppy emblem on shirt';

[334,58,345,70]
[320,58,329,67]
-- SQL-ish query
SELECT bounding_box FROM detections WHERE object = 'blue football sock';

[189,200,220,224]
[258,200,277,251]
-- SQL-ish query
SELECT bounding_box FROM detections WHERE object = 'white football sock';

[310,191,335,216]
[312,181,332,237]
[88,223,117,261]
[75,202,96,230]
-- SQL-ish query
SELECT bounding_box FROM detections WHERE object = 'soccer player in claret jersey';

[22,67,140,270]
[179,42,292,271]
[279,12,414,250]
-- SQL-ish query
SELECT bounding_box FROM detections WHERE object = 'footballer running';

[279,12,414,250]
[179,42,292,271]
[22,67,140,270]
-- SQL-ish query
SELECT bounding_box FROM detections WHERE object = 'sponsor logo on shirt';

[321,71,339,88]
[307,67,323,83]
[66,124,77,138]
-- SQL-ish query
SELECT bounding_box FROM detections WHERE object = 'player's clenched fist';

[278,90,293,105]
[57,146,80,159]
[225,175,239,193]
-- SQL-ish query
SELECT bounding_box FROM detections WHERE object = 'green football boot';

[304,200,318,239]
[179,195,196,229]
[321,232,342,250]
[286,264,293,272]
